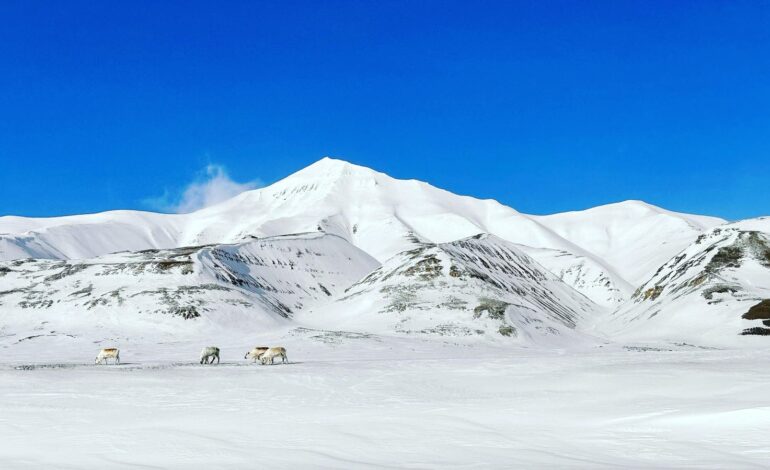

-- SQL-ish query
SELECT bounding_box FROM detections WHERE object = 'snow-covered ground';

[2,332,769,469]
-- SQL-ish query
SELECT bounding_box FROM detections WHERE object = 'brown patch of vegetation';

[742,299,770,320]
[473,299,509,320]
[498,326,516,337]
[156,260,194,273]
[689,274,708,287]
[640,285,664,301]
[403,254,443,281]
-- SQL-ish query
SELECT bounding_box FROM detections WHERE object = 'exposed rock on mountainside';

[742,299,770,335]
[517,245,630,307]
[302,234,599,344]
[0,233,378,339]
[605,221,770,341]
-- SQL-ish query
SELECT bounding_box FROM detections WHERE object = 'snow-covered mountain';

[0,158,724,307]
[604,218,770,343]
[532,201,724,286]
[0,233,378,342]
[13,157,769,347]
[0,229,603,345]
[299,234,600,346]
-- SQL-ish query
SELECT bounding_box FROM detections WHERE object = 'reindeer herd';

[94,346,288,366]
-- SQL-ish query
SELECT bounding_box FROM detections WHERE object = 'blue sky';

[0,1,768,220]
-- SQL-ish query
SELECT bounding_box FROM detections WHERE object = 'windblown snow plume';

[146,164,263,213]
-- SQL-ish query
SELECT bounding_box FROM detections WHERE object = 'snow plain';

[2,331,770,469]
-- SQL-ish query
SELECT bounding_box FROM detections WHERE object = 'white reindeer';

[259,347,288,365]
[244,346,269,363]
[199,346,220,364]
[95,348,120,365]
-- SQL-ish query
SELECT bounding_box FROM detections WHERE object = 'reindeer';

[95,348,120,365]
[244,346,269,363]
[259,347,288,365]
[199,346,220,364]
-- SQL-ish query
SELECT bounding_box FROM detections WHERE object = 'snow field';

[1,335,769,469]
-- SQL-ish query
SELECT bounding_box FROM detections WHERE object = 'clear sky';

[1,1,768,220]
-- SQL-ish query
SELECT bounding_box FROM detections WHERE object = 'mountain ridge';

[2,158,768,348]
[0,158,726,307]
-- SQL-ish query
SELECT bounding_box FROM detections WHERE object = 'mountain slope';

[533,200,725,286]
[603,218,770,343]
[0,211,187,261]
[0,233,379,342]
[299,234,600,346]
[516,245,632,306]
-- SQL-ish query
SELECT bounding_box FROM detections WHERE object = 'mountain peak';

[291,157,378,180]
[308,156,353,169]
